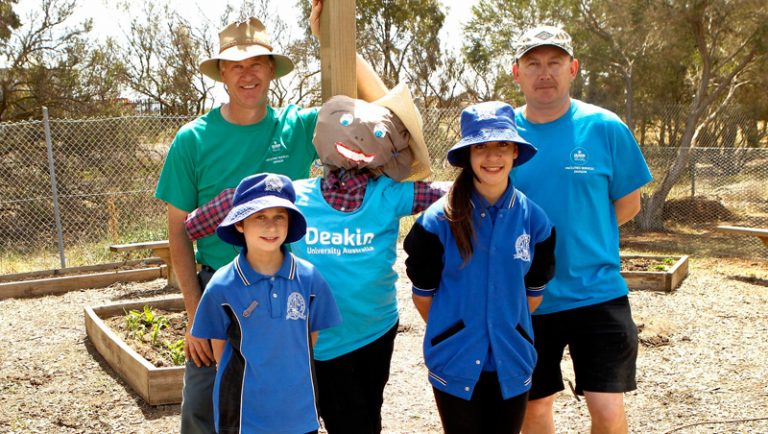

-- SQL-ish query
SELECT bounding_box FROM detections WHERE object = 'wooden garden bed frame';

[621,255,689,292]
[84,296,185,406]
[0,258,165,300]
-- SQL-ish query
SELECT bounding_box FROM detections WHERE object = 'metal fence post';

[689,151,697,197]
[42,107,66,268]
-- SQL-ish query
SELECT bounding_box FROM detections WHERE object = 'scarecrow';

[184,83,448,433]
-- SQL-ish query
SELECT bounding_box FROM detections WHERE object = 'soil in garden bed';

[621,256,676,272]
[103,308,187,368]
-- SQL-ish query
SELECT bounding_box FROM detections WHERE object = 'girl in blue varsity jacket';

[403,101,556,434]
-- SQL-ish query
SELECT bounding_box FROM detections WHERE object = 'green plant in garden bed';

[123,306,185,366]
[650,257,677,271]
[166,339,185,366]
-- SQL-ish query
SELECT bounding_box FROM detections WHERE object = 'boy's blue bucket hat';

[447,101,537,168]
[217,173,307,247]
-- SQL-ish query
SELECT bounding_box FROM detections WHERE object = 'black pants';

[432,372,528,434]
[315,322,398,434]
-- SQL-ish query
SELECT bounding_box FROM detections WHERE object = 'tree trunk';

[636,108,701,230]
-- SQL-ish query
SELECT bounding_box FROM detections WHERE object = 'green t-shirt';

[155,104,319,269]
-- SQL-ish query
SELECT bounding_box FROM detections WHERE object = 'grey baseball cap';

[515,25,574,60]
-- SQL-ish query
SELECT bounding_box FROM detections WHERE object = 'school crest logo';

[264,175,284,193]
[514,232,531,262]
[286,292,307,320]
[474,104,499,121]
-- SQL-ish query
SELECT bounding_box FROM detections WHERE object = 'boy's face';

[235,207,289,254]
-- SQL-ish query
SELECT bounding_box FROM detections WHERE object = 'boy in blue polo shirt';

[191,173,341,434]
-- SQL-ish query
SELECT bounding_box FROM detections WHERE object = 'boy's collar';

[234,247,296,286]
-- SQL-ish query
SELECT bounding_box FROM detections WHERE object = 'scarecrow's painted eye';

[339,113,353,126]
[373,124,387,138]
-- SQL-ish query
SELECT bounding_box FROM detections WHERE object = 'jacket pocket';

[516,323,533,345]
[431,319,465,346]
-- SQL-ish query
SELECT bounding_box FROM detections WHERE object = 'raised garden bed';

[1,258,166,300]
[621,255,689,292]
[84,296,185,405]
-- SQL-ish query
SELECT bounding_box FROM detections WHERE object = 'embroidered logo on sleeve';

[286,292,307,320]
[514,232,531,262]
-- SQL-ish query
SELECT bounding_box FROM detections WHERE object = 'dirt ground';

[1,231,767,433]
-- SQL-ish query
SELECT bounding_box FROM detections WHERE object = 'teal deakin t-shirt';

[291,176,415,361]
[155,105,319,270]
[514,99,652,315]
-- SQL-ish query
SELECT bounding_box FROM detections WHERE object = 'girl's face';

[235,207,289,254]
[470,141,518,192]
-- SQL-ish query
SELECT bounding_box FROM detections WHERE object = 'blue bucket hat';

[447,101,537,168]
[216,173,307,247]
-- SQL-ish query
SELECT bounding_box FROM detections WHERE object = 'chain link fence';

[0,113,195,273]
[1,109,766,275]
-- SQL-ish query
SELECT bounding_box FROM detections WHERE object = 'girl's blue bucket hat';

[446,101,537,168]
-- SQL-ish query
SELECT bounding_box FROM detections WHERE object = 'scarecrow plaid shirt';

[185,169,450,241]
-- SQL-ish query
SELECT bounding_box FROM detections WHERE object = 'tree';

[635,0,768,230]
[0,0,21,41]
[118,2,215,115]
[354,0,446,90]
[572,0,669,131]
[0,0,123,121]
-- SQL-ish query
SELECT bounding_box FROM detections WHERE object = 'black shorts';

[529,296,638,400]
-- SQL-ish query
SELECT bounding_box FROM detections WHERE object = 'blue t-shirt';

[291,176,415,361]
[191,250,341,434]
[514,99,652,314]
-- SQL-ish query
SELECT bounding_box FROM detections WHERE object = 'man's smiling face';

[219,56,274,111]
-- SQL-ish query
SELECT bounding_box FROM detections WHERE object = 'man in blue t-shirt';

[511,26,652,434]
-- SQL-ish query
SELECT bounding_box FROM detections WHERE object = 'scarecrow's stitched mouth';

[336,142,375,163]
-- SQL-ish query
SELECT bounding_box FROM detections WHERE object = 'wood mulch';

[1,233,767,433]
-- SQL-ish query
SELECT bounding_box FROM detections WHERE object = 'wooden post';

[320,0,357,101]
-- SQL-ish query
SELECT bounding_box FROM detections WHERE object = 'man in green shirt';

[155,7,387,433]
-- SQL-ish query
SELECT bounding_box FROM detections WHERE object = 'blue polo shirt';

[403,184,555,400]
[192,249,341,434]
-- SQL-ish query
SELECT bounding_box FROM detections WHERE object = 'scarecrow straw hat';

[373,83,432,180]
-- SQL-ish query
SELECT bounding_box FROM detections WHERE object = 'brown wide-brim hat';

[372,83,431,181]
[200,17,294,82]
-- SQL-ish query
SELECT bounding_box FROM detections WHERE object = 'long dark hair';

[444,150,476,263]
